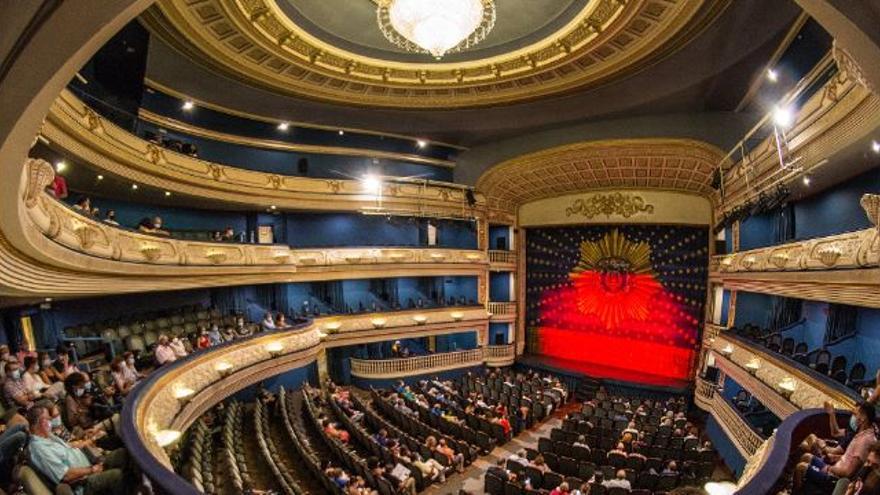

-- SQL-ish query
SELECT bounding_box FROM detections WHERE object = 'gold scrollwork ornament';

[565,193,655,219]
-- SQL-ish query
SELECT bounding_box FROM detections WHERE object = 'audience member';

[602,469,632,491]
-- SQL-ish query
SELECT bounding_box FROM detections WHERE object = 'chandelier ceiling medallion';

[377,0,497,59]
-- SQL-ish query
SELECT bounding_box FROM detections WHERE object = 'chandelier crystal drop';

[377,0,496,59]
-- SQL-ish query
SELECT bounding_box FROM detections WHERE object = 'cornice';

[138,108,456,168]
[42,89,486,217]
[476,139,725,213]
[142,0,725,108]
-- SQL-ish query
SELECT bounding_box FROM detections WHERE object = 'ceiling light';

[766,68,778,83]
[772,105,794,128]
[96,175,104,181]
[362,175,382,194]
[131,184,138,190]
[182,100,194,111]
[872,140,880,153]
[54,161,67,172]
[277,122,289,131]
[338,130,345,136]
[165,191,172,197]
[377,0,497,59]
[802,175,811,186]
[416,139,427,148]
[270,205,277,210]
[704,481,737,495]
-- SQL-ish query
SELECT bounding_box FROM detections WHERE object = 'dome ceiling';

[141,0,727,108]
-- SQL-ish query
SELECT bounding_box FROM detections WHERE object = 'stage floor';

[518,354,692,391]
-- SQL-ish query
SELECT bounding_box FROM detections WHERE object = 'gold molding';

[564,192,655,219]
[477,139,725,213]
[138,108,456,168]
[142,0,722,108]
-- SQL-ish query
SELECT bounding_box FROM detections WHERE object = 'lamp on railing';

[719,343,734,357]
[704,481,737,495]
[371,317,387,329]
[265,341,284,358]
[154,429,182,448]
[412,315,428,325]
[745,357,761,375]
[173,386,195,405]
[214,361,233,378]
[778,377,797,399]
[323,321,342,333]
[450,311,464,321]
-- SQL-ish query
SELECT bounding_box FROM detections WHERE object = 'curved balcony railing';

[710,390,766,458]
[484,344,516,366]
[23,159,488,271]
[43,89,488,217]
[488,301,517,316]
[351,348,485,378]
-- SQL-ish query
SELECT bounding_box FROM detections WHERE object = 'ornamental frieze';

[565,193,655,219]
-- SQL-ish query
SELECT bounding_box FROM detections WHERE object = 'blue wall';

[285,214,476,249]
[705,416,747,477]
[720,290,731,326]
[489,225,511,250]
[733,292,772,328]
[739,211,776,251]
[489,272,511,302]
[489,323,510,345]
[76,195,248,235]
[435,331,478,352]
[794,167,879,240]
[230,361,318,401]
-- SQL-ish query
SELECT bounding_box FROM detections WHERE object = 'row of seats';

[254,397,301,495]
[220,401,251,493]
[175,418,216,494]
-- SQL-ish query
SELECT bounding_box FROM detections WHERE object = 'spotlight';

[416,139,427,148]
[96,175,104,181]
[165,191,172,197]
[182,100,195,111]
[338,130,345,136]
[54,161,67,172]
[362,174,382,193]
[270,205,277,210]
[277,122,289,131]
[766,68,778,83]
[802,175,811,186]
[131,184,139,190]
[773,105,794,128]
[872,140,880,153]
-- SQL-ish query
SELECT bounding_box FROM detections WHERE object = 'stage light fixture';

[362,174,382,194]
[802,175,811,186]
[872,140,880,153]
[182,100,195,111]
[131,184,139,190]
[165,191,172,197]
[773,105,794,128]
[338,130,345,136]
[55,161,67,172]
[277,122,290,131]
[766,68,778,82]
[96,175,104,181]
[416,139,427,148]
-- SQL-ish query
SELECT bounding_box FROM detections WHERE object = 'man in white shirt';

[602,469,632,491]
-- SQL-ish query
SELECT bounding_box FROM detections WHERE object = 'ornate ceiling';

[141,0,728,108]
[475,138,724,212]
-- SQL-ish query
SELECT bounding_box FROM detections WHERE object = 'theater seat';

[16,465,75,495]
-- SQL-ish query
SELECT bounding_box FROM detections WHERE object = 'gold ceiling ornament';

[565,192,654,219]
[376,0,496,59]
[476,138,725,213]
[143,0,722,108]
[571,229,653,277]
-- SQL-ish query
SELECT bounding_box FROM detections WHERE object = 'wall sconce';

[719,344,734,356]
[745,358,760,375]
[173,386,195,404]
[215,362,233,378]
[265,341,284,357]
[371,318,387,329]
[450,311,465,321]
[154,429,182,448]
[324,321,342,333]
[778,377,797,399]
[412,315,428,325]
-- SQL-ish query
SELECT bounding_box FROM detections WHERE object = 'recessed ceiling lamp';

[802,175,811,186]
[772,105,795,128]
[54,161,67,172]
[416,139,427,148]
[872,140,880,153]
[766,68,778,82]
[181,100,195,111]
[96,175,104,181]
[277,122,290,131]
[377,0,497,59]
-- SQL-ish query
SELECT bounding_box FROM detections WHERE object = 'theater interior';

[0,1,879,494]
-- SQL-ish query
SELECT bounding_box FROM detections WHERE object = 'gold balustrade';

[488,302,517,316]
[484,344,516,366]
[350,348,486,378]
[488,250,517,264]
[710,391,766,457]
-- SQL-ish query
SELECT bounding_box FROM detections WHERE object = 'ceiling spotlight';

[872,140,880,153]
[802,175,811,186]
[338,130,345,136]
[270,205,277,210]
[54,161,67,172]
[766,68,778,83]
[362,174,382,193]
[131,184,139,190]
[96,175,104,181]
[277,122,289,131]
[165,191,172,197]
[772,105,794,128]
[416,139,427,148]
[182,100,195,111]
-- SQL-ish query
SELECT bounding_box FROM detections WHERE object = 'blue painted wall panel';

[733,292,772,328]
[489,225,510,250]
[794,168,879,240]
[489,322,510,345]
[489,272,511,302]
[705,416,746,477]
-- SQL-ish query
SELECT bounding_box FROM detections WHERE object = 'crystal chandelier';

[377,0,497,59]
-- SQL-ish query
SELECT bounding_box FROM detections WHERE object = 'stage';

[517,353,692,393]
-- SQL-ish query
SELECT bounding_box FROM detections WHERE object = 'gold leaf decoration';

[565,193,655,219]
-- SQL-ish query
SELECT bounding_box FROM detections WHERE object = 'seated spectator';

[22,356,52,398]
[72,196,91,215]
[27,405,132,494]
[550,481,571,495]
[138,216,170,237]
[261,312,276,332]
[609,442,628,458]
[109,357,135,396]
[50,171,68,200]
[102,209,119,226]
[274,313,288,329]
[373,428,390,448]
[796,402,878,491]
[662,460,679,476]
[221,226,235,242]
[4,360,37,409]
[207,324,223,346]
[571,482,591,495]
[531,454,549,473]
[369,457,416,495]
[53,347,77,380]
[170,336,188,359]
[63,372,102,432]
[487,457,512,482]
[841,442,880,495]
[323,419,350,443]
[326,467,349,489]
[437,438,464,473]
[406,450,445,483]
[602,469,632,491]
[154,335,177,365]
[196,328,211,350]
[391,340,402,357]
[573,435,590,449]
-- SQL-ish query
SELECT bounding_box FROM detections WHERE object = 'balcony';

[350,344,515,378]
[695,376,766,461]
[316,306,489,347]
[488,250,517,268]
[488,301,517,320]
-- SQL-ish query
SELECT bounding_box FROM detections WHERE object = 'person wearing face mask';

[27,405,132,495]
[3,360,38,409]
[154,335,177,365]
[169,336,188,358]
[207,324,223,346]
[109,357,134,396]
[0,345,10,381]
[53,347,77,380]
[120,351,143,384]
[63,372,99,432]
[796,403,878,492]
[22,355,53,398]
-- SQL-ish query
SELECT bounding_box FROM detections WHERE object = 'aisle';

[423,402,578,494]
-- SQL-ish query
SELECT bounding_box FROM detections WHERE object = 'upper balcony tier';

[40,89,500,220]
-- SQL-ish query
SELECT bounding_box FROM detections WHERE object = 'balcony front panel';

[488,301,517,321]
[488,250,517,270]
[318,306,489,347]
